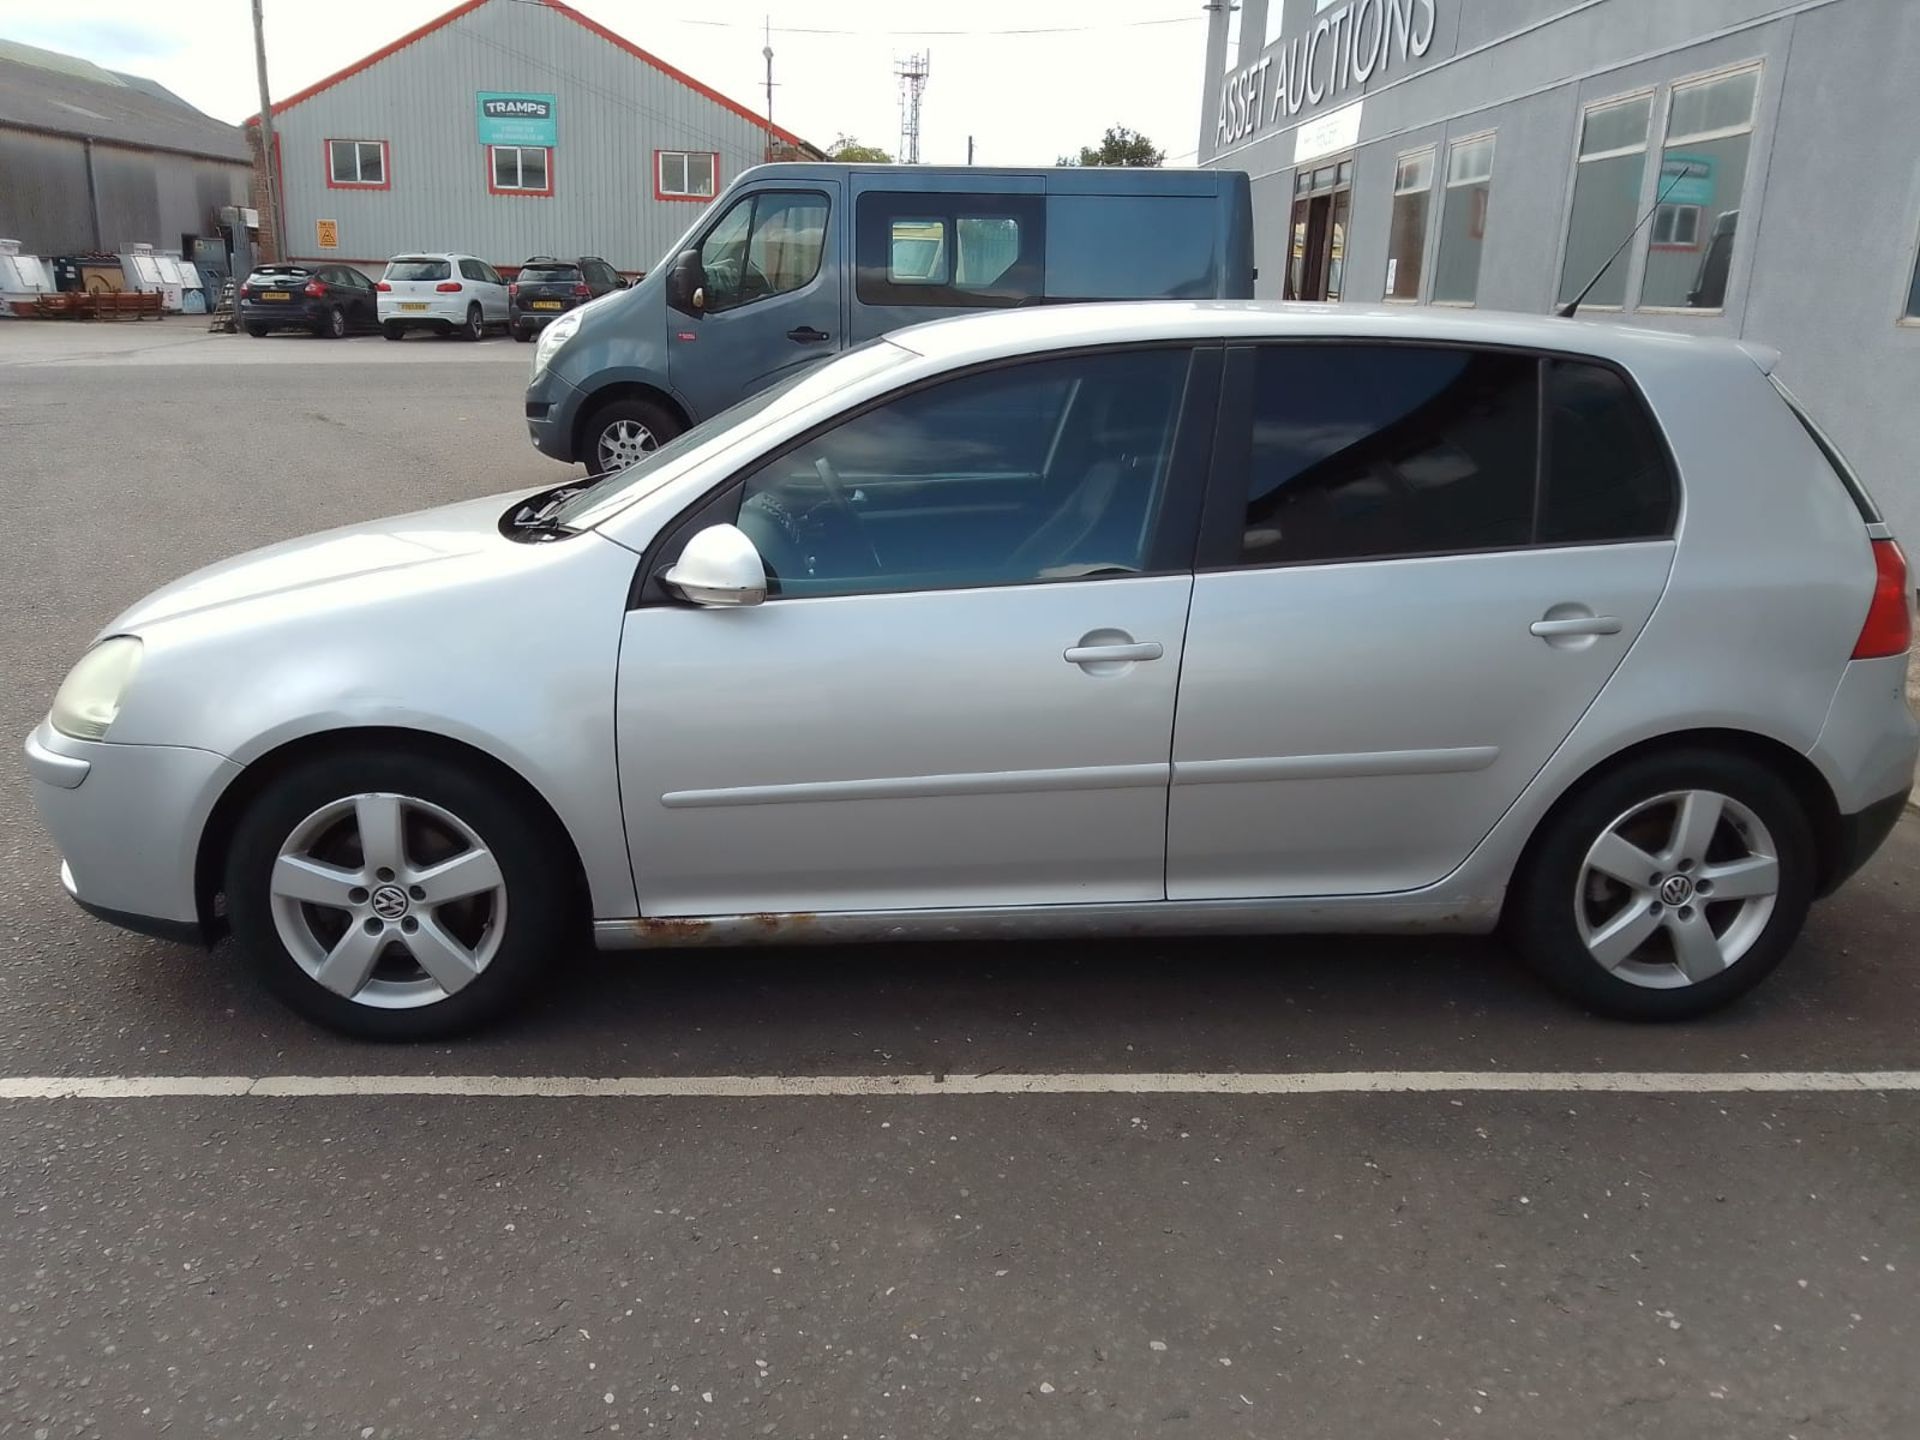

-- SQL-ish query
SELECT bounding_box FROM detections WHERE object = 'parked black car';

[508,255,627,341]
[239,264,380,338]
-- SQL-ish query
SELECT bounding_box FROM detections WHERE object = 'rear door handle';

[1064,641,1164,666]
[1530,616,1622,638]
[787,326,830,343]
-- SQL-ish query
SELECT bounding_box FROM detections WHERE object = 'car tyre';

[512,323,532,343]
[581,396,681,474]
[382,322,405,341]
[224,748,575,1040]
[462,303,484,342]
[245,324,269,338]
[317,305,346,339]
[1507,748,1815,1020]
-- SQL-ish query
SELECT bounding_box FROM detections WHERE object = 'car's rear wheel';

[224,750,573,1039]
[462,303,484,342]
[382,322,405,341]
[1508,749,1815,1019]
[583,397,680,475]
[512,323,532,342]
[245,324,269,338]
[316,305,346,339]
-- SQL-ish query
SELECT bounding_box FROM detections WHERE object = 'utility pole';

[761,15,775,161]
[250,0,285,259]
[895,52,929,165]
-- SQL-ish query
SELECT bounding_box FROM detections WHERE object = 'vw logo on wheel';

[369,883,411,920]
[1658,874,1695,907]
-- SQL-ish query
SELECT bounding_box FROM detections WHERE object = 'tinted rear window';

[249,267,309,281]
[1239,345,1537,566]
[518,264,580,282]
[1538,360,1677,544]
[1770,377,1881,524]
[385,259,450,281]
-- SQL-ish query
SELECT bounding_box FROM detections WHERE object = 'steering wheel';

[813,456,883,570]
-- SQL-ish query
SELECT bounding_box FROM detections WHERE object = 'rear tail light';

[303,280,327,297]
[435,281,462,293]
[573,282,591,296]
[239,285,254,299]
[507,282,519,297]
[1853,539,1913,659]
[375,281,391,292]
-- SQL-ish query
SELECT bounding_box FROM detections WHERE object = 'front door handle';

[786,325,830,344]
[1064,640,1164,666]
[1530,616,1623,638]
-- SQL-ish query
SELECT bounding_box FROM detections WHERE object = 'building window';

[1432,134,1494,304]
[489,145,551,195]
[1222,1,1242,72]
[1285,160,1352,302]
[1641,65,1759,311]
[1385,149,1433,301]
[657,150,718,201]
[1556,93,1651,309]
[326,139,387,189]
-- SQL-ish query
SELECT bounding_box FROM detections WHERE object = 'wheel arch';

[194,726,592,938]
[1504,726,1844,922]
[570,381,690,462]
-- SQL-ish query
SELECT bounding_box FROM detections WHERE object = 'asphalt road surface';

[1,322,1917,1440]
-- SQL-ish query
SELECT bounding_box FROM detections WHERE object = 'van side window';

[856,192,1043,307]
[700,190,830,313]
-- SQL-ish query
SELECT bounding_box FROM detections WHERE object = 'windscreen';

[386,259,451,281]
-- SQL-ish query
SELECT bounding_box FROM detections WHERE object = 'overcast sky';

[0,0,1210,167]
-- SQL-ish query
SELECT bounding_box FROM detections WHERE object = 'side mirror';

[665,249,706,316]
[661,524,766,607]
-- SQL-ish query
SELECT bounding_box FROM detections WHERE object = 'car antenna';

[1557,166,1689,318]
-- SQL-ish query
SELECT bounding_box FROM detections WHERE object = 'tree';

[830,134,893,163]
[1058,126,1164,168]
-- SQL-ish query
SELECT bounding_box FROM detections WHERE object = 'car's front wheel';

[1508,748,1815,1019]
[224,749,573,1039]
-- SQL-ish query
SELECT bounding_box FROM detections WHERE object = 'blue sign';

[476,93,557,147]
[1659,154,1716,208]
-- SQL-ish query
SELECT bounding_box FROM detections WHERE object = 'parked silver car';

[24,303,1916,1038]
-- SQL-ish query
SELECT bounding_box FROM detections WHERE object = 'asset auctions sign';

[476,93,557,147]
[1217,0,1437,148]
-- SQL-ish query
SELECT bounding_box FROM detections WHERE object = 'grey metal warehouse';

[253,0,815,281]
[0,39,250,256]
[1199,0,1920,544]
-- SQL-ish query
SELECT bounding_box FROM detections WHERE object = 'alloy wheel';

[268,792,507,1009]
[1574,788,1781,989]
[597,418,658,472]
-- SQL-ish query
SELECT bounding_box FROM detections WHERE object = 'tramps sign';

[476,93,558,147]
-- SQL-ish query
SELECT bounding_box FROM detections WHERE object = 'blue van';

[524,163,1254,471]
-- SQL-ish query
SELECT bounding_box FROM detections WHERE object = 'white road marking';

[0,1071,1917,1100]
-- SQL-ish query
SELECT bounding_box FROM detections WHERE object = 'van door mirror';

[661,524,766,607]
[666,249,706,316]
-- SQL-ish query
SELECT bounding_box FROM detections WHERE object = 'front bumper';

[24,718,240,939]
[525,367,585,462]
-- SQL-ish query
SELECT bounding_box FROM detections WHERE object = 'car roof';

[388,253,471,261]
[882,300,1758,373]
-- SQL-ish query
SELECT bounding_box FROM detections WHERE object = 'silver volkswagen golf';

[24,304,1917,1038]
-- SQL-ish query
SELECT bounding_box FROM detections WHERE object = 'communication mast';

[895,52,929,164]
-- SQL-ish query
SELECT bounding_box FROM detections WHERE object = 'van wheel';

[1507,749,1814,1020]
[223,749,573,1040]
[583,397,680,474]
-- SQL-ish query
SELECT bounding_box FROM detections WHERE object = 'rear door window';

[856,191,1044,307]
[1231,345,1538,567]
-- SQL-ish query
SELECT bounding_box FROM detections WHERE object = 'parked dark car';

[508,256,626,342]
[239,264,380,339]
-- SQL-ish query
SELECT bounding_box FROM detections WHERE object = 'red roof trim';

[251,0,807,150]
[542,0,806,148]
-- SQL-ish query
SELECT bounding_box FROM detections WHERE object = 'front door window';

[699,191,829,313]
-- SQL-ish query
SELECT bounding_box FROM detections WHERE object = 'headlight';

[50,636,143,740]
[531,310,583,380]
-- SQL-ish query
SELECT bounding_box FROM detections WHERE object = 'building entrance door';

[1285,159,1353,301]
